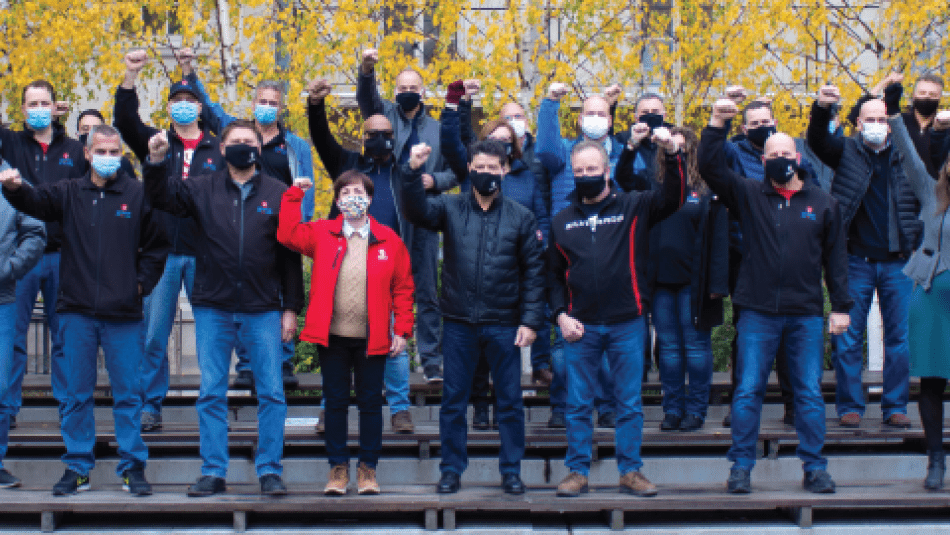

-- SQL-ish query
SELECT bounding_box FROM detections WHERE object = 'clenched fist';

[547,82,569,102]
[725,85,748,104]
[148,131,170,163]
[0,168,23,191]
[934,110,950,131]
[817,85,841,108]
[652,126,679,154]
[709,98,738,127]
[629,123,651,147]
[409,143,432,171]
[361,48,379,74]
[463,79,481,100]
[307,79,332,103]
[125,49,148,73]
[603,84,623,106]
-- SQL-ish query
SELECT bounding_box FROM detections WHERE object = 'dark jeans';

[729,306,794,407]
[441,320,524,476]
[412,227,442,370]
[654,286,714,419]
[320,335,386,468]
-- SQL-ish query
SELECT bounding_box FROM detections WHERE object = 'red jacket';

[277,187,414,355]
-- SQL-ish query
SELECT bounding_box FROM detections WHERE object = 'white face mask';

[860,122,888,146]
[508,119,527,139]
[581,116,609,140]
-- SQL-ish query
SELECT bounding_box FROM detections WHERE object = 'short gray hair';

[570,140,609,168]
[634,92,665,112]
[255,80,285,103]
[86,124,121,148]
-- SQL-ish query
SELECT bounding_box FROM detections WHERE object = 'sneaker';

[619,471,658,497]
[660,413,681,431]
[52,469,90,496]
[423,366,443,384]
[391,411,415,433]
[357,462,380,495]
[0,469,21,489]
[727,467,751,494]
[884,413,912,429]
[122,469,152,496]
[839,412,861,428]
[679,414,704,432]
[325,464,349,495]
[532,368,553,387]
[282,365,299,390]
[315,410,325,434]
[547,412,566,429]
[231,370,253,390]
[141,411,163,433]
[803,470,836,493]
[187,475,226,497]
[260,474,288,496]
[597,411,616,429]
[472,404,490,431]
[556,472,589,497]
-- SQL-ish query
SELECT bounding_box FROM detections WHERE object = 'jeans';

[565,318,646,476]
[320,335,386,468]
[59,313,147,476]
[141,254,195,415]
[193,307,286,478]
[8,252,65,416]
[384,351,410,414]
[411,227,441,370]
[728,309,826,472]
[832,255,912,418]
[0,303,16,468]
[550,326,615,417]
[654,286,714,419]
[440,320,524,476]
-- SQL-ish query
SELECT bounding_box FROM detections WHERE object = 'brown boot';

[619,471,658,497]
[315,410,325,434]
[391,411,415,433]
[357,462,380,495]
[556,472,589,497]
[324,464,349,495]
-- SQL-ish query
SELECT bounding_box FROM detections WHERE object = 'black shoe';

[122,468,152,496]
[0,469,21,489]
[783,405,795,427]
[660,413,681,431]
[473,404,490,431]
[547,412,566,429]
[187,475,227,497]
[141,411,163,433]
[282,366,299,389]
[722,410,732,428]
[925,451,946,491]
[423,365,443,384]
[8,415,15,430]
[803,470,836,493]
[597,412,616,429]
[502,473,526,495]
[679,414,704,432]
[436,472,461,494]
[260,474,288,496]
[232,370,253,390]
[727,467,751,494]
[52,469,90,496]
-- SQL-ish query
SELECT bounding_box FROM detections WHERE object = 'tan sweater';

[329,234,369,338]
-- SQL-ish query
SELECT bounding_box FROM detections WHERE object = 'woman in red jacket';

[277,170,414,496]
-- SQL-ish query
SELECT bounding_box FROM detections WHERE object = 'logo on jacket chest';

[257,200,273,215]
[378,249,388,261]
[202,158,217,171]
[273,144,287,155]
[59,152,74,167]
[564,214,624,232]
[801,205,816,221]
[115,203,132,219]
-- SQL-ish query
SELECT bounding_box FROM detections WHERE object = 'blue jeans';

[384,351,410,414]
[141,254,195,415]
[565,318,646,476]
[0,303,16,468]
[60,313,147,476]
[440,320,524,476]
[728,310,826,472]
[193,307,286,478]
[8,252,66,415]
[832,255,912,418]
[654,286,714,419]
[551,326,615,416]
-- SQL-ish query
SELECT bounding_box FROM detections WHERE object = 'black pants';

[919,377,947,453]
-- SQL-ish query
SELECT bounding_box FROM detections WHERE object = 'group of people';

[0,44,947,501]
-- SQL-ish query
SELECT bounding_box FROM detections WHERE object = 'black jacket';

[0,122,88,252]
[3,171,169,320]
[900,110,950,179]
[401,162,545,330]
[699,123,852,315]
[114,85,223,256]
[143,160,304,314]
[549,151,685,325]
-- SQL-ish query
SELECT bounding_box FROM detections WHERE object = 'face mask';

[169,101,199,125]
[638,113,664,130]
[338,195,370,219]
[395,92,422,113]
[254,104,279,126]
[224,144,260,170]
[828,121,838,135]
[764,156,797,185]
[581,116,609,140]
[79,133,89,146]
[508,119,527,139]
[574,174,606,199]
[26,108,52,130]
[860,122,888,146]
[746,125,776,148]
[469,171,501,196]
[364,133,394,159]
[913,99,940,117]
[91,155,121,178]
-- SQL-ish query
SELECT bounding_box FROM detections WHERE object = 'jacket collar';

[567,183,618,209]
[466,190,503,212]
[329,215,385,245]
[223,169,262,192]
[80,169,132,193]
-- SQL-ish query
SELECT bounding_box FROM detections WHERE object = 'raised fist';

[463,79,481,99]
[817,85,841,108]
[53,101,70,118]
[629,123,651,146]
[547,82,569,102]
[603,84,623,106]
[148,131,170,162]
[934,110,950,131]
[711,98,739,124]
[409,143,432,171]
[307,79,332,103]
[652,126,679,153]
[725,85,748,104]
[361,48,379,73]
[125,49,148,73]
[0,168,22,191]
[175,47,196,74]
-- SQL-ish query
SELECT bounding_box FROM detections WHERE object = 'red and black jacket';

[548,151,685,324]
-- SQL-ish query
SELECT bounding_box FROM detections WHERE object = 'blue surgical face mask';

[169,101,199,125]
[91,155,122,178]
[254,104,279,126]
[26,107,52,130]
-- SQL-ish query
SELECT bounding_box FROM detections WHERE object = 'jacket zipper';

[474,210,486,323]
[94,190,104,313]
[774,196,790,312]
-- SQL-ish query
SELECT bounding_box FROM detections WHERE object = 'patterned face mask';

[338,194,370,219]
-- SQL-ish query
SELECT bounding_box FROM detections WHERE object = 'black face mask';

[764,156,797,185]
[574,174,607,200]
[746,125,776,148]
[364,134,394,159]
[224,144,260,170]
[78,133,89,146]
[395,92,422,113]
[913,98,940,118]
[639,113,664,131]
[469,171,501,196]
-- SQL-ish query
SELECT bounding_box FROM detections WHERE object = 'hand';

[0,168,22,191]
[307,79,331,103]
[557,313,585,343]
[828,312,850,336]
[148,131,170,162]
[603,83,623,106]
[725,85,748,104]
[934,110,950,131]
[709,98,738,128]
[514,326,537,348]
[463,79,481,100]
[421,174,435,190]
[547,82,569,102]
[175,46,195,75]
[281,310,297,343]
[817,85,841,108]
[389,334,407,356]
[53,101,70,118]
[125,49,148,74]
[361,48,379,74]
[409,143,432,171]
[294,177,313,191]
[652,126,679,154]
[882,78,904,116]
[445,80,465,106]
[629,123,650,146]
[871,71,904,96]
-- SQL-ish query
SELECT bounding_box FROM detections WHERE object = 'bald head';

[763,132,797,160]
[395,69,424,93]
[582,96,610,116]
[364,114,393,134]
